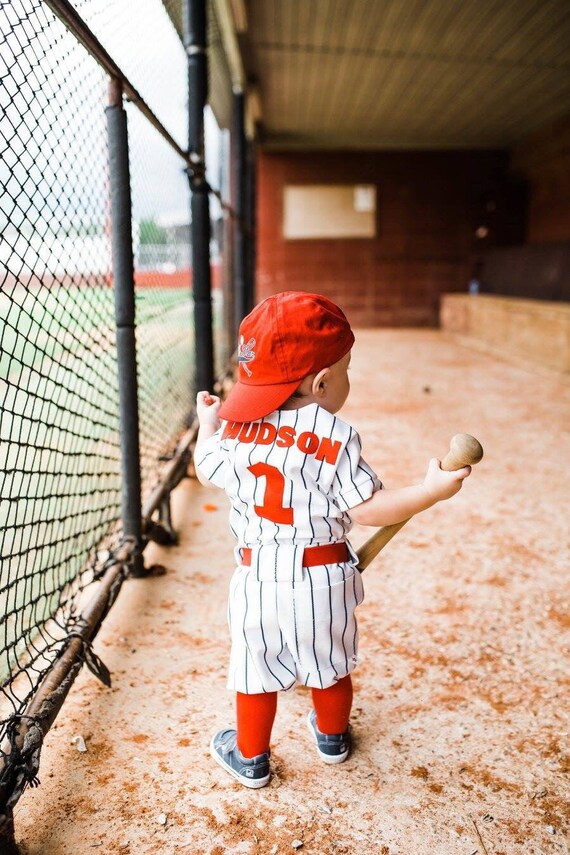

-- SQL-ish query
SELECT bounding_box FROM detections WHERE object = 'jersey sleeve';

[194,428,228,489]
[331,428,383,511]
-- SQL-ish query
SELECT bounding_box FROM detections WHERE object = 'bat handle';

[440,433,483,472]
[356,433,483,572]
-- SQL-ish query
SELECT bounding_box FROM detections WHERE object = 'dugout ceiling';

[166,0,570,150]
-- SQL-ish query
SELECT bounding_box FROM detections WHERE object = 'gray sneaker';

[210,729,271,788]
[307,709,350,764]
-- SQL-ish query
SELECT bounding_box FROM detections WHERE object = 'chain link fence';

[0,0,233,836]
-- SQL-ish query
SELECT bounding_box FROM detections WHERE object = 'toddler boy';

[195,291,469,788]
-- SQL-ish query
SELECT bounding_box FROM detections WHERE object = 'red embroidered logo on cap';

[238,336,256,377]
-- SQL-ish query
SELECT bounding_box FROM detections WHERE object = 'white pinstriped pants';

[226,543,365,694]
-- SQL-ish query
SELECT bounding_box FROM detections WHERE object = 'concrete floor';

[15,329,570,855]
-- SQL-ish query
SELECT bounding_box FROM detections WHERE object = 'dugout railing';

[0,0,252,847]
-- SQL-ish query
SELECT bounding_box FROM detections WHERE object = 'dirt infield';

[16,329,570,855]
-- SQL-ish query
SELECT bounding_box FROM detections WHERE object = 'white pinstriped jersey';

[195,403,382,692]
[195,403,382,548]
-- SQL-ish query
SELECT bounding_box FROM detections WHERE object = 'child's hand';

[422,457,471,503]
[196,391,221,427]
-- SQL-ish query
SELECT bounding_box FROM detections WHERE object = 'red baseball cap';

[219,291,354,422]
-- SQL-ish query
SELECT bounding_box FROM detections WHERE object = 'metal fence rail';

[0,0,237,845]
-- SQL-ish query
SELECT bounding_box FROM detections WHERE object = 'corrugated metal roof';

[167,0,570,147]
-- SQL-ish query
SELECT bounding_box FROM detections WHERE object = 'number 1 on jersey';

[248,462,294,525]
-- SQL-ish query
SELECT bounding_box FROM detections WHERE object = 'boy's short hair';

[219,291,354,423]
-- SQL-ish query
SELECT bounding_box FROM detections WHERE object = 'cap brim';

[218,378,300,423]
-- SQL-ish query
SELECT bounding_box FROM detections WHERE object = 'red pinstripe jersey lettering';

[221,420,341,464]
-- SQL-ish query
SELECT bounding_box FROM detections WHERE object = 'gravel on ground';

[16,329,570,855]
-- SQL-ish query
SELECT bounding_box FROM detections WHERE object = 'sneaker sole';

[209,735,271,789]
[306,712,350,764]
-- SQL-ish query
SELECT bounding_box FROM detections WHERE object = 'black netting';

[127,104,194,489]
[0,0,121,718]
[0,0,230,787]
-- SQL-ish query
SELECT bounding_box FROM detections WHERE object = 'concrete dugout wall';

[441,294,570,373]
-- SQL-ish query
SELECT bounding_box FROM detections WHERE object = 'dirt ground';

[15,329,570,855]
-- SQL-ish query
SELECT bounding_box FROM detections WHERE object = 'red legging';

[236,675,353,758]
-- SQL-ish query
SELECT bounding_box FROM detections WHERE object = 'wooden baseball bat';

[356,433,484,572]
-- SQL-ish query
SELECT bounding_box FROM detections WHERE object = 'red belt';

[240,542,349,568]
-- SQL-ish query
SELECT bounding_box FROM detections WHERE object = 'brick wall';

[256,150,511,327]
[512,115,570,244]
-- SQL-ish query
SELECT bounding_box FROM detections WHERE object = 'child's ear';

[311,367,330,397]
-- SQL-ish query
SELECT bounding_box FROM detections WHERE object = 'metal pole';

[183,0,215,394]
[244,137,256,314]
[220,132,235,365]
[232,90,248,339]
[0,813,18,853]
[106,78,144,576]
[191,184,214,393]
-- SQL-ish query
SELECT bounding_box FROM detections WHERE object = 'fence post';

[244,137,256,316]
[232,90,248,339]
[0,811,18,853]
[106,78,145,576]
[184,0,215,395]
